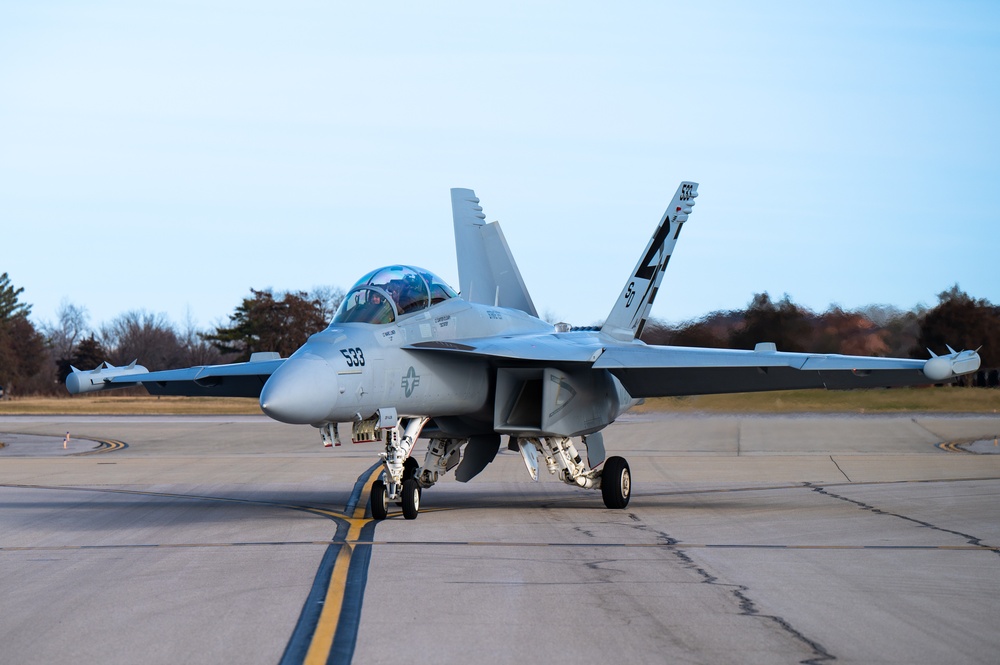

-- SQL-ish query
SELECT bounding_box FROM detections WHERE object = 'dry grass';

[635,387,1000,414]
[1,387,998,415]
[0,395,263,415]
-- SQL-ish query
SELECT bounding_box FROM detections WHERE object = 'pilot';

[367,290,394,324]
[385,282,402,303]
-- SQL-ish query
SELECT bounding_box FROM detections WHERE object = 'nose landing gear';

[366,409,429,520]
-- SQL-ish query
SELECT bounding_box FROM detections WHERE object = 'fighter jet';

[67,182,982,519]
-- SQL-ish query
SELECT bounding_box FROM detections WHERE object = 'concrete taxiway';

[1,412,999,664]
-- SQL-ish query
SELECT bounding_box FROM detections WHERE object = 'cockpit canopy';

[332,265,459,325]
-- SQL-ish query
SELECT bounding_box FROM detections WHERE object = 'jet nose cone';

[260,356,337,424]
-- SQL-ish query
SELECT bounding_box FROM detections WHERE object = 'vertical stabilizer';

[452,188,538,316]
[601,182,698,341]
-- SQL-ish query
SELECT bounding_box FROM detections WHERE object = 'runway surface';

[2,412,999,664]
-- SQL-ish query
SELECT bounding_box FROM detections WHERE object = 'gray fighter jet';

[67,182,982,519]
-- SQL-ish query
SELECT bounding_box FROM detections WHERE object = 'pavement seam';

[908,417,953,444]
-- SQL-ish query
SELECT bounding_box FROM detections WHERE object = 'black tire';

[403,457,419,481]
[401,478,421,520]
[601,456,631,509]
[370,479,388,520]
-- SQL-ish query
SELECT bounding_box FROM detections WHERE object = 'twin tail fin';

[601,181,698,341]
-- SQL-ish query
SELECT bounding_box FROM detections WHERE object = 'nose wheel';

[370,479,389,520]
[366,412,431,520]
[368,476,422,520]
[401,478,421,520]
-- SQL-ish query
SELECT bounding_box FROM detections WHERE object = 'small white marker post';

[63,432,70,449]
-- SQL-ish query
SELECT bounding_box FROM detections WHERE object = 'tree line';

[0,270,997,397]
[639,285,1000,386]
[0,272,344,397]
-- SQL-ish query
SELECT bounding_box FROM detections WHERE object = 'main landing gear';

[515,435,631,509]
[355,410,630,520]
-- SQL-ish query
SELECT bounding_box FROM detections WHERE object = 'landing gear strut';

[515,436,631,509]
[354,413,630,517]
[366,409,429,520]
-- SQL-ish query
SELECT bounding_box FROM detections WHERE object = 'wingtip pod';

[922,348,981,382]
[66,361,150,394]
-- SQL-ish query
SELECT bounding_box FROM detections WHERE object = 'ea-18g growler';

[67,182,982,519]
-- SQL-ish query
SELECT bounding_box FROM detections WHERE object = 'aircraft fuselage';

[259,298,570,429]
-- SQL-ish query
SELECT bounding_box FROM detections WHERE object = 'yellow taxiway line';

[303,464,382,665]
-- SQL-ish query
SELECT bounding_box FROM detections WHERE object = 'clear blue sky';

[2,1,998,333]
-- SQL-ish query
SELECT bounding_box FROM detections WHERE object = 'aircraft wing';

[408,337,980,396]
[66,355,285,398]
[592,344,980,397]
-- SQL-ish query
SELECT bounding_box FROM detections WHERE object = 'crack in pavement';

[807,484,1000,560]
[624,512,837,664]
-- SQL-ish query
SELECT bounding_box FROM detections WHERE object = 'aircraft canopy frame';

[332,265,458,325]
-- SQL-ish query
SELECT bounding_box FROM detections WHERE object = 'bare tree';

[311,285,346,323]
[41,300,90,369]
[99,310,185,371]
[178,309,228,366]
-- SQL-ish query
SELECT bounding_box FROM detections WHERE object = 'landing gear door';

[377,407,398,430]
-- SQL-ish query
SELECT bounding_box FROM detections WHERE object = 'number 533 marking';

[339,347,366,367]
